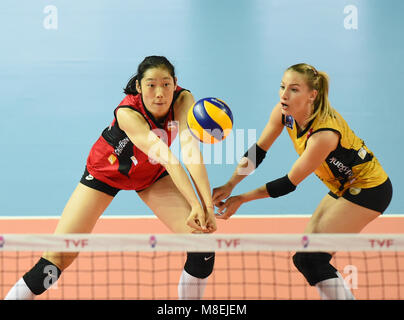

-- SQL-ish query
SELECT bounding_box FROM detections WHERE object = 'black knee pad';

[184,252,215,279]
[23,257,62,295]
[292,252,338,286]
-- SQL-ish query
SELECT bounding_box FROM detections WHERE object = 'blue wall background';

[0,0,402,216]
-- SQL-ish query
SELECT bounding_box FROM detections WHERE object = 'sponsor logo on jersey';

[108,154,117,165]
[130,156,138,166]
[358,147,367,160]
[285,115,294,129]
[328,157,353,177]
[115,137,130,156]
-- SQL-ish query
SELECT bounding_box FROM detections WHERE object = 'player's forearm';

[239,185,269,203]
[227,141,268,189]
[164,161,201,208]
[179,133,215,209]
[183,154,214,209]
[225,157,256,190]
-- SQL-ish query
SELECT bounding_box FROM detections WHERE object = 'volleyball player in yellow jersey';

[212,63,393,300]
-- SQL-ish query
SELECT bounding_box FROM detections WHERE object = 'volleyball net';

[1,233,404,300]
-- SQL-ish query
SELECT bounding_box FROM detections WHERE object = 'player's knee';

[292,252,337,286]
[43,252,78,271]
[184,252,215,279]
[23,257,62,295]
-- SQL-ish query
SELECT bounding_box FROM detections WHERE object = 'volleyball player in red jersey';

[5,56,216,300]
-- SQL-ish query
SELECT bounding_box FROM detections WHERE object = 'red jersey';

[86,86,185,191]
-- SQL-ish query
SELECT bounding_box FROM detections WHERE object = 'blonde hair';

[286,63,336,122]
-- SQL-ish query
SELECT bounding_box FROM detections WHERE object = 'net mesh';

[1,234,404,300]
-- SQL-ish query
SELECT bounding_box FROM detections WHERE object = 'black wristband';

[266,174,296,198]
[243,143,267,169]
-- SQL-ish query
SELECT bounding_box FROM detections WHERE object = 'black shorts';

[79,167,169,197]
[328,177,393,213]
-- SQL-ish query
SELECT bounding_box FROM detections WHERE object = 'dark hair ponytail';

[123,56,176,95]
[123,74,139,95]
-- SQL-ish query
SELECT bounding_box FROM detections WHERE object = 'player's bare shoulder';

[174,90,195,122]
[116,107,149,133]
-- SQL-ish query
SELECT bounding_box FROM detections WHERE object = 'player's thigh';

[44,183,114,269]
[54,183,114,234]
[304,194,336,233]
[137,175,193,234]
[306,195,380,234]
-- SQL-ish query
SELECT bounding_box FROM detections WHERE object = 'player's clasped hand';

[187,205,217,233]
[204,206,217,233]
[212,183,233,205]
[212,183,238,219]
[214,195,244,220]
[187,206,206,233]
[187,205,218,233]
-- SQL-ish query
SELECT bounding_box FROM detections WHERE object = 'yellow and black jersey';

[282,110,388,196]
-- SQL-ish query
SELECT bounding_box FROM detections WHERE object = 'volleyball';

[187,97,233,144]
